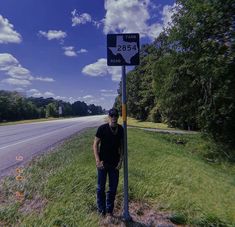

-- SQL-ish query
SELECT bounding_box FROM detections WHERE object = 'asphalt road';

[0,115,105,177]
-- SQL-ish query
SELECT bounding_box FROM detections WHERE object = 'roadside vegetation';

[124,117,173,130]
[114,0,235,160]
[0,90,104,123]
[0,117,65,126]
[0,128,234,226]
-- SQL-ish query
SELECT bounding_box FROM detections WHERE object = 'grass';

[125,117,173,129]
[0,128,234,226]
[0,117,64,126]
[107,116,173,130]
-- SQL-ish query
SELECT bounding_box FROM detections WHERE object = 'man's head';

[108,108,119,127]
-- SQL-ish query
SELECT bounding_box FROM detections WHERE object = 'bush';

[148,105,162,123]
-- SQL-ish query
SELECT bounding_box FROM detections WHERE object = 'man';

[93,108,124,217]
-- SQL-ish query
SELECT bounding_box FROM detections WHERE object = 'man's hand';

[96,160,104,169]
[116,161,122,170]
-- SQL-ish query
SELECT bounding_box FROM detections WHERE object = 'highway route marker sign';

[107,33,139,66]
[107,33,140,221]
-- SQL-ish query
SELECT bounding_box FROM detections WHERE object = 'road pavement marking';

[0,123,83,150]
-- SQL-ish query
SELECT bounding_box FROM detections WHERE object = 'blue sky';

[0,0,175,109]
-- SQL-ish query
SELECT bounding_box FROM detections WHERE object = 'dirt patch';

[99,201,186,227]
[19,194,48,215]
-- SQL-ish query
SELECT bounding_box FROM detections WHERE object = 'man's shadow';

[114,215,148,227]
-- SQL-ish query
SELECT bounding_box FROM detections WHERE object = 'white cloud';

[62,46,77,57]
[162,4,177,28]
[101,93,117,97]
[103,0,176,40]
[100,89,114,92]
[0,53,19,70]
[28,88,39,93]
[148,23,163,40]
[83,95,93,99]
[82,58,108,77]
[71,10,92,26]
[68,96,76,103]
[77,48,88,54]
[44,91,55,97]
[31,92,42,97]
[71,9,102,28]
[38,30,67,40]
[104,0,149,35]
[26,89,69,103]
[34,77,55,82]
[55,95,66,100]
[62,46,87,57]
[82,58,121,81]
[2,78,31,86]
[0,53,55,87]
[15,87,25,92]
[92,19,104,29]
[0,15,22,44]
[107,67,122,81]
[6,66,33,80]
[28,90,56,98]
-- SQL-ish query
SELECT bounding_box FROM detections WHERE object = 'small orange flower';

[15,175,24,181]
[15,191,24,197]
[16,168,23,174]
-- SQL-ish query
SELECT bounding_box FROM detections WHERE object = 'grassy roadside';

[106,116,172,130]
[0,117,65,126]
[1,116,171,130]
[0,128,234,226]
[124,117,173,130]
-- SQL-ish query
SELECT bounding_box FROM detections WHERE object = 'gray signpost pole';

[122,65,131,221]
[107,33,139,222]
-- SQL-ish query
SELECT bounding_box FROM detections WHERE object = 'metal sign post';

[122,65,132,221]
[107,33,139,222]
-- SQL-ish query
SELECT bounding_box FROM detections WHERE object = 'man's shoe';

[97,210,106,217]
[107,212,113,217]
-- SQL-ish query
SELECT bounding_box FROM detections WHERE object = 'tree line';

[0,90,104,121]
[115,0,234,158]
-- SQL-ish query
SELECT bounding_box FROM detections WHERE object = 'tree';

[153,0,235,151]
[72,101,88,116]
[45,103,58,118]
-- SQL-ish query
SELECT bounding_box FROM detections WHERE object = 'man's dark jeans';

[97,166,119,214]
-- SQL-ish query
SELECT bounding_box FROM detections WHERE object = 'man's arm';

[93,137,104,169]
[116,139,124,170]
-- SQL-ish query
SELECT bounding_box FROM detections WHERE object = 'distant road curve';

[0,115,105,177]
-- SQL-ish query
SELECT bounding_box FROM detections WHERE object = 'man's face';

[109,113,119,126]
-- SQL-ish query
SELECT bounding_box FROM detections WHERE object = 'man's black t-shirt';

[96,123,124,168]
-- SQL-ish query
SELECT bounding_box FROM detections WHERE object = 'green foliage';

[72,101,88,116]
[0,90,105,122]
[45,103,58,118]
[0,90,39,121]
[153,0,235,152]
[147,105,162,123]
[114,0,235,157]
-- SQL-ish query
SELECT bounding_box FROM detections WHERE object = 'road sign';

[59,106,62,115]
[107,33,140,221]
[107,33,139,66]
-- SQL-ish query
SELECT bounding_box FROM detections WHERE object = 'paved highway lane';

[0,115,106,177]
